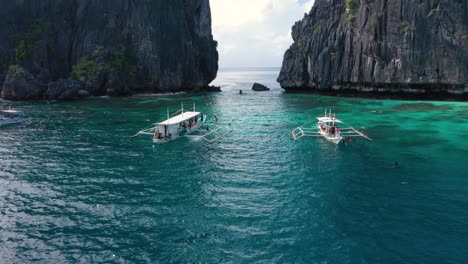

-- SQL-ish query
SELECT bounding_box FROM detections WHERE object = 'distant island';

[278,0,468,100]
[0,0,218,101]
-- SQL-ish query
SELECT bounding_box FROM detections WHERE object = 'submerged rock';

[1,66,44,100]
[252,83,270,91]
[278,0,468,99]
[0,0,219,100]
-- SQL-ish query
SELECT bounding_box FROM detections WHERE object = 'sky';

[210,0,315,68]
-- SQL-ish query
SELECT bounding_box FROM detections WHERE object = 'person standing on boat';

[330,125,336,136]
[335,126,340,138]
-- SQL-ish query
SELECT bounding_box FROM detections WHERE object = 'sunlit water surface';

[1,68,467,263]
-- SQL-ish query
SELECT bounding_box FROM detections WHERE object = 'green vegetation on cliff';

[345,0,356,22]
[71,57,101,81]
[13,20,45,63]
[313,19,326,33]
[71,47,135,82]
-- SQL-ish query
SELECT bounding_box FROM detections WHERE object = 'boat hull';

[323,135,343,144]
[317,125,343,144]
[152,122,204,144]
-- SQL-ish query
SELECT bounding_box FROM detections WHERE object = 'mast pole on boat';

[167,108,170,120]
[182,102,184,114]
[193,102,196,112]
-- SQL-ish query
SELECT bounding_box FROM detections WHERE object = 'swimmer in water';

[393,162,400,169]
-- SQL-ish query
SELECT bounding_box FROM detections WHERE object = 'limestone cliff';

[0,0,218,100]
[278,0,468,98]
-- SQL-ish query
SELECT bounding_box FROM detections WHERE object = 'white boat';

[0,110,22,127]
[132,103,232,143]
[291,109,372,144]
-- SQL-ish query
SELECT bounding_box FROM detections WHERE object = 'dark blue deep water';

[1,68,468,263]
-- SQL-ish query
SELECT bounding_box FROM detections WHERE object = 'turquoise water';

[1,68,468,263]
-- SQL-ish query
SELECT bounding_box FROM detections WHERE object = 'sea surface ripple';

[1,68,467,263]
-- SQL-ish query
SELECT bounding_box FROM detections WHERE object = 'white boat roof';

[317,117,342,123]
[1,110,20,113]
[158,111,200,125]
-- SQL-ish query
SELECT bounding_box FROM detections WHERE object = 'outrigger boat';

[132,103,232,143]
[291,109,373,144]
[0,109,22,128]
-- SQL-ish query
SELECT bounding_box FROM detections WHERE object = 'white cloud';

[211,0,315,67]
[303,0,314,12]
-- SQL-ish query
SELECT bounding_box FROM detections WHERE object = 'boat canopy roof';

[158,111,200,126]
[1,110,20,114]
[317,117,342,123]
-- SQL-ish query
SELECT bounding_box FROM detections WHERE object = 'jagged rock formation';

[0,0,218,100]
[1,66,44,100]
[45,79,83,100]
[278,0,468,98]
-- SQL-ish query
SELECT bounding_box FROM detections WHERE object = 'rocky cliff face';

[278,0,468,98]
[0,0,218,100]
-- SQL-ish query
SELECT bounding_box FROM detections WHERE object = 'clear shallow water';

[1,68,468,263]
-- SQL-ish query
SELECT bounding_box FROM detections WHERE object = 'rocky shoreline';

[284,88,468,101]
[0,65,221,101]
[283,81,468,101]
[0,65,220,101]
